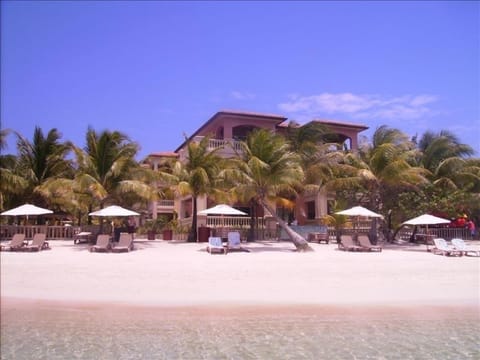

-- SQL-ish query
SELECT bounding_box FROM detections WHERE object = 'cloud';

[278,92,438,122]
[230,91,256,100]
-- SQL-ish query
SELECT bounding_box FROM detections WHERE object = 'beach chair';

[308,232,329,244]
[227,231,242,251]
[19,233,49,252]
[111,233,134,253]
[432,238,463,257]
[89,234,111,252]
[451,238,480,257]
[357,234,382,252]
[207,237,227,254]
[338,234,365,252]
[74,231,93,244]
[0,233,27,251]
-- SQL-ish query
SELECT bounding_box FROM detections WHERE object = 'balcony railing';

[0,225,101,240]
[178,137,244,161]
[157,200,174,207]
[205,215,262,229]
[193,136,243,152]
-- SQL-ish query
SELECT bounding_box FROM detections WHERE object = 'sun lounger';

[227,231,242,251]
[18,233,49,252]
[89,234,111,252]
[357,234,382,252]
[451,238,480,257]
[111,233,134,253]
[0,233,27,251]
[308,232,329,244]
[432,238,463,257]
[338,234,365,251]
[74,231,93,244]
[207,237,227,254]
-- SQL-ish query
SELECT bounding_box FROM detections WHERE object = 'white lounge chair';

[227,231,242,251]
[432,238,463,257]
[111,233,134,253]
[451,238,480,257]
[0,233,27,251]
[357,234,382,252]
[89,234,111,252]
[338,235,365,252]
[207,237,227,254]
[19,233,49,251]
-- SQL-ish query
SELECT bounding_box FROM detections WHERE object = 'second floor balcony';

[178,136,243,160]
[157,200,175,212]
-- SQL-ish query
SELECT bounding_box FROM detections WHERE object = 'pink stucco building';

[145,110,368,240]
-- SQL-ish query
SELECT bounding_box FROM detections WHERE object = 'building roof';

[174,110,288,152]
[217,109,287,120]
[308,118,369,131]
[147,111,369,158]
[148,151,179,158]
[276,120,299,128]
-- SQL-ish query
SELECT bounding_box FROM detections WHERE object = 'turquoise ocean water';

[1,303,479,360]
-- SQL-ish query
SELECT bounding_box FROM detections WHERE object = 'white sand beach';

[1,239,479,310]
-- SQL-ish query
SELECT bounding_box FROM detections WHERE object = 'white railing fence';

[0,225,105,240]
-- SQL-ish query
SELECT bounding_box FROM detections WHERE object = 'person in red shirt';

[467,220,476,238]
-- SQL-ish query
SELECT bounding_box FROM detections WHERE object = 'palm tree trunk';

[188,196,198,242]
[260,200,313,252]
[248,199,255,242]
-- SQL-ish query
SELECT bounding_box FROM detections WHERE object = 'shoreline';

[3,297,479,320]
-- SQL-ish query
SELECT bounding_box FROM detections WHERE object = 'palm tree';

[353,126,429,207]
[73,127,157,211]
[281,121,339,222]
[228,129,312,251]
[331,126,430,241]
[36,128,158,224]
[15,127,72,208]
[166,136,225,242]
[283,121,328,161]
[417,130,479,191]
[418,130,474,170]
[0,129,27,211]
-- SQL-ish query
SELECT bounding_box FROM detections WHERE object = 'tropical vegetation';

[1,123,479,247]
[160,136,226,242]
[1,127,159,225]
[227,129,312,251]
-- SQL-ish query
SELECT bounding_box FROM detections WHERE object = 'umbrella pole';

[426,225,430,251]
[222,215,225,240]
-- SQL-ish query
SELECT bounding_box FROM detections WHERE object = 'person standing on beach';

[127,217,136,234]
[467,220,476,238]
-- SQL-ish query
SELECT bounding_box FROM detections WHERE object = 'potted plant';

[162,218,178,241]
[143,218,166,240]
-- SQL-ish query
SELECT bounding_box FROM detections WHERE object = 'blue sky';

[1,1,479,160]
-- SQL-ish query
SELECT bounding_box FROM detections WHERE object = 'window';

[306,201,315,220]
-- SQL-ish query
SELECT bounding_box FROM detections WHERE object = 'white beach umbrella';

[89,205,139,217]
[198,204,247,216]
[335,206,383,231]
[1,203,53,225]
[89,205,140,238]
[402,214,450,244]
[1,203,53,217]
[402,214,450,226]
[198,204,247,232]
[335,206,383,218]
